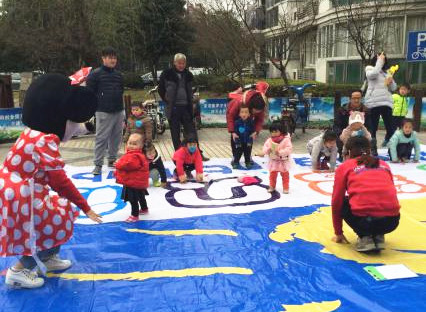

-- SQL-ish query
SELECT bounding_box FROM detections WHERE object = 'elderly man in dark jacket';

[86,47,124,175]
[159,53,208,161]
[333,90,369,160]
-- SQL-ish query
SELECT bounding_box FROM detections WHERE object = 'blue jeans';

[19,246,61,270]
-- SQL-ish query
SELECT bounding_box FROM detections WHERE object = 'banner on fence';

[1,97,425,129]
[0,107,24,128]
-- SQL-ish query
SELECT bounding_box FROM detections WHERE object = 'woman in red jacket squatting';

[115,133,150,222]
[172,136,203,184]
[331,136,400,252]
[226,82,269,166]
[1,74,102,289]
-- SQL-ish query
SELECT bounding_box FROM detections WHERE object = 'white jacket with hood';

[364,57,397,109]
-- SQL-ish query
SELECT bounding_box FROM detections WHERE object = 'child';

[307,130,338,172]
[332,136,400,252]
[339,111,371,158]
[145,144,167,187]
[392,83,410,130]
[263,122,293,194]
[172,137,204,183]
[231,105,255,169]
[387,118,420,163]
[123,101,153,145]
[115,133,150,222]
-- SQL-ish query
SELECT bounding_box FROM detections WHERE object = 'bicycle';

[281,83,316,135]
[143,86,167,140]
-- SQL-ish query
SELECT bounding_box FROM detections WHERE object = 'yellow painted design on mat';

[270,198,426,274]
[280,300,341,312]
[126,228,238,237]
[48,267,253,282]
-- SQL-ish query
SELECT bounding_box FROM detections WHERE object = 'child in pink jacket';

[263,122,293,194]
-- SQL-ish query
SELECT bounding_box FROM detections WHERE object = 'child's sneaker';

[5,268,44,289]
[355,236,376,252]
[41,255,72,272]
[373,234,385,250]
[125,215,139,222]
[245,162,253,169]
[267,187,275,193]
[231,161,238,169]
[139,208,149,215]
[153,180,162,187]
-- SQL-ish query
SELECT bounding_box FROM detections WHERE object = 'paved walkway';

[2,127,423,166]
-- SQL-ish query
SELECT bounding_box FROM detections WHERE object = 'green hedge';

[0,129,21,143]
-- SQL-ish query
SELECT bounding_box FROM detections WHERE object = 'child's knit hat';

[349,111,365,125]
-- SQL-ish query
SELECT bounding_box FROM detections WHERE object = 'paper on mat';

[364,264,418,281]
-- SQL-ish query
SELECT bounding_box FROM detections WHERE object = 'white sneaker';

[41,255,72,272]
[5,268,44,289]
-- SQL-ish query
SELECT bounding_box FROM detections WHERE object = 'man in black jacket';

[86,47,124,175]
[333,90,369,160]
[159,53,209,161]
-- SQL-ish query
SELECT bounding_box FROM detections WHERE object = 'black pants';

[366,106,394,141]
[233,143,252,164]
[173,161,196,176]
[130,197,147,217]
[230,136,253,163]
[392,116,405,130]
[388,143,413,160]
[168,106,198,151]
[342,197,399,238]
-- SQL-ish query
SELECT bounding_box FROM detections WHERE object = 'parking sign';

[407,31,426,62]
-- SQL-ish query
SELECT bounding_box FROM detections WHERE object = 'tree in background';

[231,0,319,86]
[330,0,410,65]
[188,3,255,84]
[136,0,194,83]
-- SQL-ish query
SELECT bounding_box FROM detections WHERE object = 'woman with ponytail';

[331,136,400,252]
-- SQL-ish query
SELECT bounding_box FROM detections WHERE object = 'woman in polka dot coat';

[1,74,102,289]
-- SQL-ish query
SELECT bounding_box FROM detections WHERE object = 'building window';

[319,25,334,58]
[265,7,278,28]
[328,61,363,84]
[375,17,404,55]
[334,25,347,57]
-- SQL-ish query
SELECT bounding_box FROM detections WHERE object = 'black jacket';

[158,67,194,119]
[333,103,369,135]
[86,65,124,113]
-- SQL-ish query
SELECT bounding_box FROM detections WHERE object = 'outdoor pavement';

[2,127,424,166]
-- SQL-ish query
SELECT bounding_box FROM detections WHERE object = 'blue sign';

[0,107,24,128]
[407,31,426,62]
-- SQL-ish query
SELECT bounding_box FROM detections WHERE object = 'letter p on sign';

[418,33,426,46]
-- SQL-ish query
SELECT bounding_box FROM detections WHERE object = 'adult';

[226,81,269,165]
[1,74,101,288]
[158,53,209,161]
[331,136,400,252]
[364,52,397,155]
[333,90,369,160]
[86,47,125,175]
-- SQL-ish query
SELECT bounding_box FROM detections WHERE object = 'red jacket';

[115,150,149,189]
[226,92,265,133]
[172,147,203,177]
[331,158,400,235]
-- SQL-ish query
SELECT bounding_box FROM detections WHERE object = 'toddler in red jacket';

[172,137,204,183]
[115,133,150,222]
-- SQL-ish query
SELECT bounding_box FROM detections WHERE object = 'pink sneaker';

[125,215,139,222]
[139,208,149,215]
